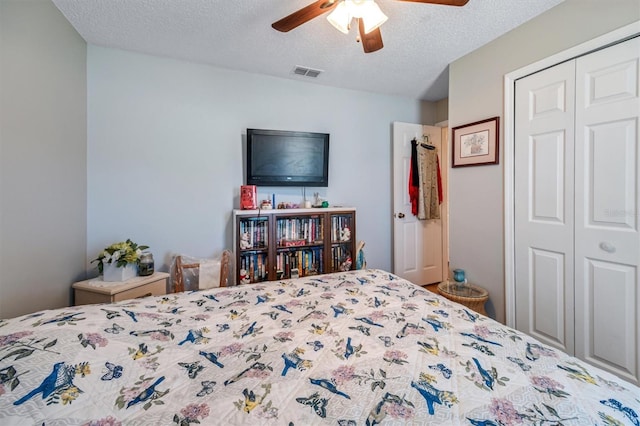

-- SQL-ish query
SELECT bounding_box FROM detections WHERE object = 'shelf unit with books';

[236,215,269,284]
[330,211,355,272]
[275,213,324,280]
[233,207,356,284]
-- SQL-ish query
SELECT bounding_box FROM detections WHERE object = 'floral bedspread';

[0,269,638,425]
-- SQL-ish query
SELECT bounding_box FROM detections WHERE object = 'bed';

[1,269,638,425]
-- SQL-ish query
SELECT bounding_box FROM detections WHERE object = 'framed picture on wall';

[451,116,500,167]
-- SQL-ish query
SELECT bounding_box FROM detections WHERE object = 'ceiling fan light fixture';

[327,1,352,34]
[360,2,388,34]
[327,0,387,35]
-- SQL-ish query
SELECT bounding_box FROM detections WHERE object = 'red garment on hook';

[436,156,443,205]
[409,140,420,215]
[408,140,443,216]
[409,167,420,215]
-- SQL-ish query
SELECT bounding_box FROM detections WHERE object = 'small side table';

[437,281,489,315]
[72,272,169,305]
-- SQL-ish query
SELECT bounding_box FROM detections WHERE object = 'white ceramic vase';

[103,262,137,282]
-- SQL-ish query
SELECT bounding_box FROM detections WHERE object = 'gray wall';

[448,0,640,323]
[87,46,424,279]
[0,0,87,318]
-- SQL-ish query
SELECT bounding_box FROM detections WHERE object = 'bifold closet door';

[515,36,640,385]
[514,61,576,355]
[574,36,639,385]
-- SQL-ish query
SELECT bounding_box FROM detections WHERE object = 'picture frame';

[451,116,500,167]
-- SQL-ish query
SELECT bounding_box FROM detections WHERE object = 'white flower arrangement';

[92,239,149,274]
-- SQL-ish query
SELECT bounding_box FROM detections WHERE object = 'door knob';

[397,213,405,218]
[599,242,616,253]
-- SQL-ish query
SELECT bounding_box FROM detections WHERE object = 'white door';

[514,60,576,355]
[515,36,640,385]
[392,122,445,285]
[574,37,640,384]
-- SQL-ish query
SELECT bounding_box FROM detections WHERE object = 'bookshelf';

[233,207,356,284]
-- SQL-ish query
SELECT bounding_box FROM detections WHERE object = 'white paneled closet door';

[514,60,576,355]
[574,37,640,384]
[515,36,639,384]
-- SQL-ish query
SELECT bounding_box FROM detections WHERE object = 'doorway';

[392,122,449,285]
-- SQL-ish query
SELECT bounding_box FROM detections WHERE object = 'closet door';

[514,61,576,354]
[574,36,640,384]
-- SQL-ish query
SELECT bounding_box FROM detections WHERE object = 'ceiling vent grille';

[292,66,323,78]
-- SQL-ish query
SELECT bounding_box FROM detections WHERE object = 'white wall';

[0,0,87,318]
[448,0,640,323]
[87,46,424,278]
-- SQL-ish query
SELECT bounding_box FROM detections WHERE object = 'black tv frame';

[246,128,330,187]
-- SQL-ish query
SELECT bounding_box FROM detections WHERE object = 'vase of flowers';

[92,239,149,282]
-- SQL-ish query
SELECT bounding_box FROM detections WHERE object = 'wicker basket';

[437,281,488,316]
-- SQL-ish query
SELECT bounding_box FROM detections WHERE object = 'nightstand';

[437,281,489,315]
[72,272,169,305]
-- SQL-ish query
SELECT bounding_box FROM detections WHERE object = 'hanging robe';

[417,145,440,220]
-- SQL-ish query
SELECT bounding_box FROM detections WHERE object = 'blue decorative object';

[453,269,466,283]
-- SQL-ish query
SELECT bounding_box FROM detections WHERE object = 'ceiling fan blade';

[272,0,338,32]
[358,19,384,53]
[396,0,469,6]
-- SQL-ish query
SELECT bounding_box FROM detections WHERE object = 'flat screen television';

[246,128,329,187]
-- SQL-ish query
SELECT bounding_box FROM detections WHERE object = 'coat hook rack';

[421,135,435,150]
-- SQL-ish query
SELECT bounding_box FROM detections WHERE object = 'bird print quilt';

[0,269,638,425]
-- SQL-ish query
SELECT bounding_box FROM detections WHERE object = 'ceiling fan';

[272,0,469,53]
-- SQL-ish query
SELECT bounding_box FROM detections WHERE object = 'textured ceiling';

[52,0,564,101]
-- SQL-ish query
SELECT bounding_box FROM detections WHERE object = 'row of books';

[238,252,268,283]
[240,215,351,249]
[239,218,268,249]
[276,248,323,279]
[276,217,323,244]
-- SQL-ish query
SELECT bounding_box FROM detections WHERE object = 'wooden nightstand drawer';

[73,272,169,305]
[112,279,166,302]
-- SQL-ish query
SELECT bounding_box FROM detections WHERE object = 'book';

[240,185,257,210]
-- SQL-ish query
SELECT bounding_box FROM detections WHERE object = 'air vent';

[292,65,323,78]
